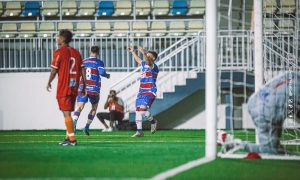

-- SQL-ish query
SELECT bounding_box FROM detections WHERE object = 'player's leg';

[132,94,146,137]
[114,111,124,131]
[58,96,77,146]
[83,95,100,136]
[96,112,111,132]
[73,94,88,133]
[144,95,157,134]
[73,102,86,134]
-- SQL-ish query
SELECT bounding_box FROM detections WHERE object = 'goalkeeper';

[236,71,300,154]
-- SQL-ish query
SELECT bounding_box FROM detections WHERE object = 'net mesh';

[217,1,300,158]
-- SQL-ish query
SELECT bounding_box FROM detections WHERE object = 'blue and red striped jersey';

[139,60,159,96]
[78,57,109,95]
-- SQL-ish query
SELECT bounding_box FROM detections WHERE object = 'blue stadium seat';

[97,1,114,16]
[171,0,188,15]
[22,1,40,17]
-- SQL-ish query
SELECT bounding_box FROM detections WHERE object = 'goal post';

[205,0,218,159]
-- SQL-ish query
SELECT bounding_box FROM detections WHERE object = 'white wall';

[0,72,128,130]
[175,105,227,129]
[0,72,230,130]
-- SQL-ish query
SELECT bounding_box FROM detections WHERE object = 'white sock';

[87,119,93,125]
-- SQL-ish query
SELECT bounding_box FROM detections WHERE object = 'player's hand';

[106,74,110,79]
[46,83,52,92]
[138,46,146,54]
[127,46,134,53]
[108,97,113,102]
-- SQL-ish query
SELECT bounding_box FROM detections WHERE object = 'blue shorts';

[77,94,100,105]
[136,93,155,111]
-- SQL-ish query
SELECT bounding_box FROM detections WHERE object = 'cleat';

[59,139,70,145]
[151,119,158,134]
[83,127,90,136]
[131,131,144,137]
[221,139,243,154]
[62,140,77,146]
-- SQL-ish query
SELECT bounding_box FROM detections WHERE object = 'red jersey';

[51,46,83,99]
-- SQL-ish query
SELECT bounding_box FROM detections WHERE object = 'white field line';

[0,177,148,180]
[150,157,214,180]
[219,153,300,160]
[0,140,204,144]
[0,134,257,137]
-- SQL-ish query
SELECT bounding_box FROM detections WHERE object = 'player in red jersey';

[46,29,86,146]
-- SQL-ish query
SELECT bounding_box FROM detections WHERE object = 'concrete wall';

[0,72,124,130]
[0,72,254,130]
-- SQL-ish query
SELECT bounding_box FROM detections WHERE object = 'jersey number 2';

[70,57,77,75]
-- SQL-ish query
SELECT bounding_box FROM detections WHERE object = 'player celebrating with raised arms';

[128,46,159,137]
[47,29,86,146]
[73,46,110,136]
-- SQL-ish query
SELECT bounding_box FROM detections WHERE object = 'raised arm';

[128,46,142,65]
[138,46,151,65]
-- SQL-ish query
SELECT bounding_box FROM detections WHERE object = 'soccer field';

[0,130,299,179]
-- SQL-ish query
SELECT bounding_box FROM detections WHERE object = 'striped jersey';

[139,60,159,96]
[78,57,109,96]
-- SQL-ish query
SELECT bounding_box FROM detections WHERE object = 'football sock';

[145,111,154,121]
[64,116,76,141]
[136,120,142,132]
[85,114,95,128]
[136,111,145,132]
[73,111,80,120]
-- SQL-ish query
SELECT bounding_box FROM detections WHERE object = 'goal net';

[217,0,300,159]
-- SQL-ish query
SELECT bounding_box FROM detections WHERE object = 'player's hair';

[91,46,100,55]
[58,29,73,44]
[110,90,117,95]
[148,51,158,60]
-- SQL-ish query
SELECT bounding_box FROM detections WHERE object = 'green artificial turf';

[0,130,299,179]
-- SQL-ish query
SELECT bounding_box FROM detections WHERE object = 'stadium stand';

[169,21,186,36]
[78,1,96,16]
[278,0,296,14]
[136,0,151,16]
[97,1,115,16]
[38,22,55,37]
[19,23,36,38]
[264,19,275,34]
[22,1,40,17]
[62,0,77,16]
[5,1,22,17]
[171,0,188,15]
[150,21,167,36]
[132,21,148,36]
[263,0,277,15]
[41,1,59,16]
[188,0,205,15]
[1,23,18,38]
[152,1,169,16]
[278,19,294,32]
[58,22,74,31]
[113,22,129,36]
[114,0,132,16]
[0,2,3,16]
[187,20,204,35]
[75,22,93,37]
[95,22,111,37]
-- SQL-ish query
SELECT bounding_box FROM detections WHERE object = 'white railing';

[112,36,204,113]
